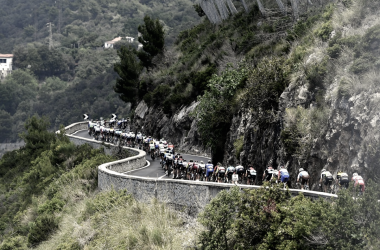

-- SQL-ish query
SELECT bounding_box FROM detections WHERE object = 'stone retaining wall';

[63,122,337,216]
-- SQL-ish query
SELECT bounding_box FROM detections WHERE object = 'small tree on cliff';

[137,15,165,69]
[113,46,142,106]
[114,16,164,106]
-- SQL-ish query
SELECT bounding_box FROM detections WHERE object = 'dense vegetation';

[0,116,197,249]
[0,0,201,143]
[198,184,380,249]
[0,0,199,52]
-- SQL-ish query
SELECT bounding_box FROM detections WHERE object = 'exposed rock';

[133,101,210,156]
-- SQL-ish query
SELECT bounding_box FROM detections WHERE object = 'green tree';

[19,115,56,157]
[0,110,12,142]
[114,46,142,106]
[193,64,247,163]
[137,15,165,68]
[23,25,36,38]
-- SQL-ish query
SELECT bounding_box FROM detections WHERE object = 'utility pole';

[34,9,38,41]
[47,22,53,50]
[58,0,62,33]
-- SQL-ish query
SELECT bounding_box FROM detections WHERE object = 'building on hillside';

[104,36,135,49]
[0,54,13,80]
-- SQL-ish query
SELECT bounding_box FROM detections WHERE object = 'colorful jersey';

[206,163,214,170]
[278,168,289,177]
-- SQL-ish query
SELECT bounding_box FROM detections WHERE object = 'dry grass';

[32,183,201,250]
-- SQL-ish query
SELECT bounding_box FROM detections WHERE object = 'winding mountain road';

[73,130,210,180]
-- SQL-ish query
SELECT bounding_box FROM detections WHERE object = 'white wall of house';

[104,36,135,49]
[0,54,13,80]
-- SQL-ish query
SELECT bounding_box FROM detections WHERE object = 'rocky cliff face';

[134,2,380,190]
[134,101,210,156]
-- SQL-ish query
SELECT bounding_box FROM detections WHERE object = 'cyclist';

[192,161,200,180]
[94,124,101,140]
[352,172,365,193]
[149,141,155,159]
[187,160,194,180]
[165,153,174,176]
[168,143,174,155]
[296,168,310,190]
[226,165,235,183]
[246,165,256,185]
[235,165,245,183]
[336,170,349,189]
[262,165,276,183]
[205,160,214,181]
[277,166,289,188]
[214,164,226,183]
[319,169,334,192]
[198,161,206,181]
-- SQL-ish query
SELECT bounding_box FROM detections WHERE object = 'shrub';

[151,84,171,106]
[55,239,81,250]
[0,236,27,250]
[27,214,58,246]
[338,78,351,98]
[315,21,333,41]
[338,35,360,48]
[37,197,65,215]
[361,24,380,52]
[280,127,299,155]
[327,43,342,59]
[82,189,133,219]
[342,0,352,7]
[233,136,244,159]
[350,55,374,74]
[306,56,328,91]
[143,92,152,106]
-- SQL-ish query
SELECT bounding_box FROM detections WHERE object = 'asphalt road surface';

[73,130,210,180]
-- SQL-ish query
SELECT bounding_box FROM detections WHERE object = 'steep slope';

[134,0,380,189]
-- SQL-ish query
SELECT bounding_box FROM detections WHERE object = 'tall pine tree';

[113,47,142,107]
[137,15,165,69]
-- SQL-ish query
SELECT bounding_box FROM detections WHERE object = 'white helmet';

[321,169,326,173]
[353,173,358,177]
[299,168,304,172]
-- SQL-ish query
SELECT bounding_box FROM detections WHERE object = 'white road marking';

[158,174,166,179]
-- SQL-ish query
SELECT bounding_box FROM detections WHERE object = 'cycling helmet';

[321,169,326,172]
[200,161,204,164]
[299,168,304,172]
[280,166,284,169]
[353,172,358,177]
[208,160,211,163]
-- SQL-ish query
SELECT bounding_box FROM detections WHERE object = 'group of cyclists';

[87,121,366,193]
[262,165,366,193]
[319,169,365,194]
[144,136,366,192]
[88,120,143,147]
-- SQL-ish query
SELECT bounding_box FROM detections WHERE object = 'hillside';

[0,0,200,52]
[131,0,380,190]
[0,0,201,143]
[0,116,201,249]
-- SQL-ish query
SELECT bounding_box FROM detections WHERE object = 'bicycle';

[296,182,309,190]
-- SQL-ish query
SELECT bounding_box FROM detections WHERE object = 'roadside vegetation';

[198,184,380,249]
[0,116,199,249]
